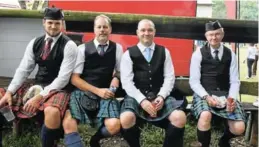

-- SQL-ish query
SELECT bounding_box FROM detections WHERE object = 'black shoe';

[89,135,101,147]
[218,137,231,147]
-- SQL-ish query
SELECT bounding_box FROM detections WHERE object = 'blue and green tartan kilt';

[191,94,246,121]
[69,89,120,128]
[121,95,186,122]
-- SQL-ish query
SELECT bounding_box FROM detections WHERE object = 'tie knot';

[214,50,219,54]
[46,38,53,44]
[99,44,107,48]
[145,48,151,52]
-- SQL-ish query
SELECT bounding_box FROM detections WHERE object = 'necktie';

[214,50,220,61]
[145,48,152,62]
[99,44,107,56]
[42,38,53,60]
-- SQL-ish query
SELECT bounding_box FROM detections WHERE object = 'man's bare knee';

[228,121,245,135]
[168,110,187,128]
[104,118,121,135]
[62,110,78,134]
[120,111,136,129]
[44,106,61,128]
[198,111,212,130]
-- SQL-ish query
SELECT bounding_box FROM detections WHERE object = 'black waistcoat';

[33,34,70,85]
[81,40,116,88]
[200,44,232,92]
[128,44,165,96]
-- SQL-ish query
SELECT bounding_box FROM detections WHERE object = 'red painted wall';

[49,1,197,76]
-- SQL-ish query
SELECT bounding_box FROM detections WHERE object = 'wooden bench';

[0,76,258,146]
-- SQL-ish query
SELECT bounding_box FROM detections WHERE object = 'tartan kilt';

[121,95,186,122]
[69,89,120,128]
[0,82,70,119]
[191,94,246,121]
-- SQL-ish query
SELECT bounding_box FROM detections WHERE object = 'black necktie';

[214,50,220,61]
[99,44,107,56]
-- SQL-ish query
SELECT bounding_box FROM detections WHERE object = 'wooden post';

[249,112,258,146]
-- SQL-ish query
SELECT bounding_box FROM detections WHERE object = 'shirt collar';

[94,38,109,48]
[137,42,155,53]
[210,43,223,54]
[44,32,62,44]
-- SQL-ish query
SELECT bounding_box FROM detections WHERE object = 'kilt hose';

[0,82,70,119]
[69,89,120,128]
[191,94,246,121]
[121,95,187,122]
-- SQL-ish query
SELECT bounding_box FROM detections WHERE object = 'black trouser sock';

[163,124,185,147]
[41,124,61,147]
[0,127,2,147]
[90,126,111,147]
[122,125,141,147]
[197,128,211,147]
[219,127,236,147]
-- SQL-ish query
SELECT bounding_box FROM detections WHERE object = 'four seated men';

[0,7,248,147]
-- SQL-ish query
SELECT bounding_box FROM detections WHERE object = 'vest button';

[145,91,148,93]
[148,64,151,66]
[150,85,152,87]
[149,78,152,80]
[149,70,151,73]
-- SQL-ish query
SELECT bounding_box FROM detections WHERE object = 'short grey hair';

[137,19,155,30]
[94,14,112,27]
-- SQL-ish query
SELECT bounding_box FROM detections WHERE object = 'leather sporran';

[146,92,156,101]
[80,91,100,111]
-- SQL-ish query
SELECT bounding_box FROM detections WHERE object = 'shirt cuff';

[7,86,17,95]
[39,90,49,97]
[157,92,167,99]
[135,94,146,104]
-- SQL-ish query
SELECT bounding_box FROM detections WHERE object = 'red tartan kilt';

[0,83,70,119]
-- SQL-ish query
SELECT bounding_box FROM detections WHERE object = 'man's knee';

[44,106,60,118]
[120,111,136,129]
[168,110,186,128]
[62,110,78,134]
[229,121,245,135]
[199,111,212,123]
[104,118,121,135]
[198,111,212,129]
[44,106,61,128]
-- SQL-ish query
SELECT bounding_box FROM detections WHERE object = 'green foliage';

[240,0,258,20]
[212,0,258,20]
[212,0,227,19]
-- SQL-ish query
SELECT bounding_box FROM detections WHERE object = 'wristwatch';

[202,95,209,100]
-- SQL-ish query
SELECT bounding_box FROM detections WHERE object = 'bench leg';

[245,112,253,141]
[12,119,22,137]
[249,112,258,146]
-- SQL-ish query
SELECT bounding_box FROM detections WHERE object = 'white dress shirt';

[247,46,257,59]
[121,42,175,104]
[8,33,78,97]
[189,43,240,99]
[73,38,123,74]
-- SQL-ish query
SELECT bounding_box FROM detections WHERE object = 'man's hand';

[110,77,119,89]
[140,99,157,117]
[0,92,13,107]
[97,88,115,99]
[205,96,218,107]
[152,96,164,111]
[23,94,42,114]
[226,97,236,112]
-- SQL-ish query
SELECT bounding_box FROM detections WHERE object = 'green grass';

[2,120,227,147]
